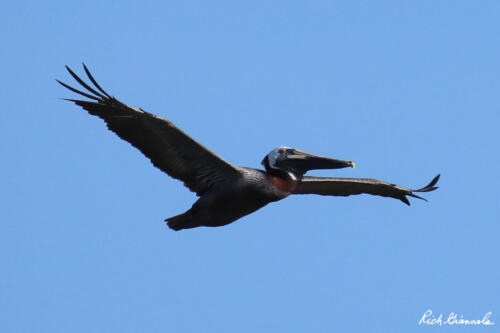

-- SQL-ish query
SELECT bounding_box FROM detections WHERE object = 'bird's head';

[261,146,355,180]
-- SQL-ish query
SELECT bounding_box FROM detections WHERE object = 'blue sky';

[1,1,499,332]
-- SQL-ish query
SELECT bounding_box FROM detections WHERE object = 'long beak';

[286,149,355,171]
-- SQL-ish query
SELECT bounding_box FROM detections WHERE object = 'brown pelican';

[58,64,440,231]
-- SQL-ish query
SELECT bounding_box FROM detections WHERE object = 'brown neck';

[262,155,300,193]
[266,174,298,194]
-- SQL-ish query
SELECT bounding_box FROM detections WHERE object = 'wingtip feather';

[56,79,100,101]
[64,64,106,99]
[82,63,112,98]
[415,174,440,193]
[404,174,439,205]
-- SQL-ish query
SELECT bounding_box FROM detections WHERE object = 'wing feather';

[58,64,241,195]
[293,174,440,205]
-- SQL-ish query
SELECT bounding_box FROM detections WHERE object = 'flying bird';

[58,64,440,231]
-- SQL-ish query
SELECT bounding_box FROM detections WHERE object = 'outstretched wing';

[58,64,242,196]
[293,174,440,205]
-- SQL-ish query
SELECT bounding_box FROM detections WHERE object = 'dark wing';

[58,64,242,196]
[293,174,440,205]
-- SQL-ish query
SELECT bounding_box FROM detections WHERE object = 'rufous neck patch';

[267,174,298,194]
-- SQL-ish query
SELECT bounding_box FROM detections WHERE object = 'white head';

[261,146,355,180]
[267,146,292,169]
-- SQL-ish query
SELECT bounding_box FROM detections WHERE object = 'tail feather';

[165,211,200,231]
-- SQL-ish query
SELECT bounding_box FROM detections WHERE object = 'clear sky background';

[1,1,499,332]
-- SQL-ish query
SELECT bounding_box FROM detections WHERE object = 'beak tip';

[350,161,355,168]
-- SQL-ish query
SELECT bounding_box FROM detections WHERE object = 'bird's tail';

[165,210,200,231]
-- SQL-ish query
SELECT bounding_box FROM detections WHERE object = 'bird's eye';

[279,148,286,153]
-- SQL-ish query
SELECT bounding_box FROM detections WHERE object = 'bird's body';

[58,64,439,231]
[168,168,292,230]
